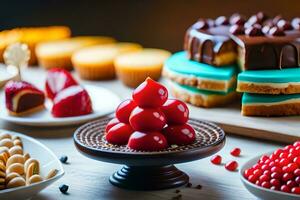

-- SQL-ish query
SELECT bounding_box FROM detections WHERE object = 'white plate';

[0,66,19,88]
[0,85,120,127]
[0,129,64,200]
[240,152,300,200]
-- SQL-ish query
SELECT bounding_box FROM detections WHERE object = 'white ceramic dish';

[240,152,300,200]
[0,129,64,200]
[0,85,120,126]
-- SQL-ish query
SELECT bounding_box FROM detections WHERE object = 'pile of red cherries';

[105,78,196,151]
[244,141,300,194]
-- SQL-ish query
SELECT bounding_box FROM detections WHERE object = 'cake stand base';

[109,165,189,190]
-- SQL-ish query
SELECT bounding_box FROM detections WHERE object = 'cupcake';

[72,43,142,80]
[114,48,171,87]
[35,36,116,70]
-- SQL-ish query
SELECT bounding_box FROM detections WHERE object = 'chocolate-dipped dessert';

[184,12,300,71]
[184,16,237,66]
[4,81,45,116]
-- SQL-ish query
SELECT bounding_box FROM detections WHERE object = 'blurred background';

[2,0,300,52]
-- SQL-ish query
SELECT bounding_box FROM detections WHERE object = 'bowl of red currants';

[74,78,225,190]
[241,141,300,200]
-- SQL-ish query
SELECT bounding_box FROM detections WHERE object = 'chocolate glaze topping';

[184,12,300,70]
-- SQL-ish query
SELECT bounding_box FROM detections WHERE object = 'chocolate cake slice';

[4,81,45,116]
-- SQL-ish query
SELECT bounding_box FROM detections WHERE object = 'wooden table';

[0,68,284,200]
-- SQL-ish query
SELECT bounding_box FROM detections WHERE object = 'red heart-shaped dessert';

[162,124,195,145]
[128,131,168,151]
[129,107,166,132]
[45,68,78,100]
[51,85,92,117]
[106,123,134,145]
[132,78,168,108]
[5,81,45,115]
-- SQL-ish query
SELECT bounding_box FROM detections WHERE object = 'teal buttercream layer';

[238,68,300,83]
[242,93,300,104]
[164,51,237,81]
[173,81,235,96]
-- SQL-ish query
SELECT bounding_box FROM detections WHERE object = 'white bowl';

[240,152,300,200]
[0,129,64,200]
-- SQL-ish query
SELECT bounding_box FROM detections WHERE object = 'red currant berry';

[260,155,269,162]
[211,155,222,165]
[161,99,189,124]
[279,158,289,167]
[270,178,280,187]
[225,161,238,171]
[129,107,166,131]
[281,185,291,193]
[230,148,241,157]
[269,154,278,160]
[115,99,137,123]
[106,123,134,145]
[294,156,300,166]
[291,187,300,194]
[287,180,297,188]
[295,176,300,184]
[105,118,120,133]
[280,152,289,159]
[287,163,298,172]
[259,174,270,182]
[255,180,261,186]
[271,172,282,179]
[271,166,282,173]
[163,124,195,145]
[128,131,168,151]
[294,141,300,147]
[244,168,254,178]
[248,174,258,183]
[261,181,271,188]
[283,173,294,182]
[270,186,279,191]
[132,78,168,108]
[274,149,284,156]
[263,170,271,177]
[261,164,269,171]
[253,169,263,177]
[294,168,300,176]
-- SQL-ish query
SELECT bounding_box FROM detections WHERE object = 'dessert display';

[105,78,195,150]
[0,132,58,190]
[114,49,171,87]
[72,43,142,80]
[35,36,116,70]
[0,26,71,65]
[243,141,300,194]
[4,81,45,116]
[4,69,93,118]
[73,77,225,190]
[164,12,300,116]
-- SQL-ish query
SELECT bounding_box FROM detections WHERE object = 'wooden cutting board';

[188,103,300,143]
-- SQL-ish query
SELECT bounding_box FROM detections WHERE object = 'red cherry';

[259,174,270,182]
[292,187,300,194]
[211,155,222,165]
[294,157,300,166]
[230,148,241,157]
[253,169,263,177]
[51,86,92,117]
[105,118,120,133]
[225,161,238,171]
[294,168,300,176]
[270,179,280,187]
[162,124,195,145]
[281,185,291,193]
[45,68,78,100]
[271,172,282,179]
[295,176,300,184]
[261,181,271,188]
[132,78,168,108]
[128,131,168,151]
[248,174,258,183]
[161,99,189,124]
[244,168,254,178]
[115,99,137,123]
[283,173,294,182]
[287,180,297,188]
[129,107,166,131]
[106,123,134,145]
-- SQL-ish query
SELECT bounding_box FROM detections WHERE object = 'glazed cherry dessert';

[51,85,93,117]
[45,68,78,100]
[244,141,300,195]
[132,77,168,108]
[104,78,196,151]
[4,81,45,116]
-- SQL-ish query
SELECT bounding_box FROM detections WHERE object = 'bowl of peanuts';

[0,130,64,200]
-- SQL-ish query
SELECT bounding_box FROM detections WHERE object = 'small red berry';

[295,176,300,184]
[293,141,300,147]
[270,186,279,191]
[270,179,280,187]
[253,169,263,177]
[270,166,282,173]
[294,156,300,166]
[248,174,258,183]
[287,180,297,188]
[225,161,238,171]
[271,172,282,179]
[210,155,222,165]
[261,181,271,188]
[259,174,270,182]
[294,168,300,176]
[292,187,300,194]
[283,173,294,182]
[230,148,241,157]
[244,168,254,178]
[281,185,291,193]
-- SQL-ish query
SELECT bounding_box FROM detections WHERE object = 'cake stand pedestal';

[74,117,225,190]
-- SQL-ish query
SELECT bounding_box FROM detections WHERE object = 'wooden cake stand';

[73,116,226,190]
